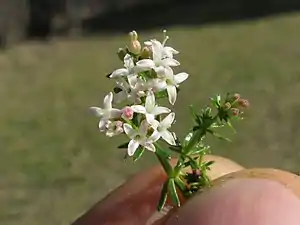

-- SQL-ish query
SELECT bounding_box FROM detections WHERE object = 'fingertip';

[166,178,300,225]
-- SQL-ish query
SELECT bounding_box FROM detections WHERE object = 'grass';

[1,12,300,225]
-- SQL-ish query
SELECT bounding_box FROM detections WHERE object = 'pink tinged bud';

[122,107,134,120]
[230,108,240,116]
[232,93,241,101]
[128,31,141,54]
[238,99,250,108]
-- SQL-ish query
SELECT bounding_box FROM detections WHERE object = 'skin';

[72,156,300,225]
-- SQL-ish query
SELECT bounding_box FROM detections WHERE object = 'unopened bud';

[223,102,231,110]
[232,93,241,101]
[128,31,141,54]
[122,106,134,120]
[238,99,249,108]
[117,48,127,61]
[140,46,152,59]
[230,108,240,116]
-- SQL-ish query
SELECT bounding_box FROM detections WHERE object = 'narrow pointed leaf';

[157,180,169,211]
[207,129,232,142]
[133,147,145,162]
[155,144,173,175]
[168,179,180,207]
[118,142,130,149]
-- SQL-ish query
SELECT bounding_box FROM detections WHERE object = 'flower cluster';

[90,31,188,157]
[90,30,249,211]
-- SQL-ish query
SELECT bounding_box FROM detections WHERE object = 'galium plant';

[90,30,249,211]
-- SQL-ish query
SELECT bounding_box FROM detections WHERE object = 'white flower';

[113,75,147,104]
[157,66,189,105]
[123,120,160,156]
[106,120,124,137]
[131,91,171,124]
[90,92,122,131]
[151,113,176,145]
[110,54,136,78]
[136,39,180,72]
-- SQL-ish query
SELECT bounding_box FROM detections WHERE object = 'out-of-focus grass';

[1,12,300,225]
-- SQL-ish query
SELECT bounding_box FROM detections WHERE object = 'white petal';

[151,39,163,62]
[131,105,147,114]
[174,72,189,84]
[103,92,113,109]
[110,68,129,78]
[145,113,155,124]
[164,46,179,56]
[161,130,176,145]
[164,66,174,79]
[136,59,155,70]
[114,91,127,104]
[160,112,175,129]
[145,91,156,112]
[149,119,160,129]
[154,66,166,76]
[128,140,140,156]
[99,119,108,131]
[161,58,180,67]
[109,108,122,118]
[89,107,104,117]
[144,41,152,47]
[150,78,167,91]
[139,120,149,135]
[123,123,136,139]
[144,143,156,152]
[124,54,134,69]
[152,106,171,116]
[127,75,138,88]
[149,130,161,143]
[167,85,177,105]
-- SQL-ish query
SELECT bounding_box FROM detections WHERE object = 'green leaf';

[117,142,129,149]
[184,130,202,152]
[186,156,199,170]
[203,160,215,169]
[183,131,193,148]
[169,145,182,153]
[226,120,237,133]
[175,177,187,193]
[155,89,168,99]
[207,129,232,142]
[133,147,145,162]
[155,144,173,175]
[168,179,180,207]
[157,180,169,211]
[210,94,221,108]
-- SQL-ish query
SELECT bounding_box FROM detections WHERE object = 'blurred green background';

[1,11,300,225]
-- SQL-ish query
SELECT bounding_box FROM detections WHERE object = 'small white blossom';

[90,92,122,131]
[157,66,189,105]
[131,91,171,124]
[110,54,136,78]
[151,113,176,145]
[136,39,180,73]
[113,75,147,104]
[123,120,160,156]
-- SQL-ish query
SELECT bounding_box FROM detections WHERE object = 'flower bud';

[232,93,241,101]
[140,46,152,59]
[238,99,249,108]
[223,102,231,110]
[230,108,240,116]
[122,106,134,120]
[117,48,127,61]
[128,31,141,54]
